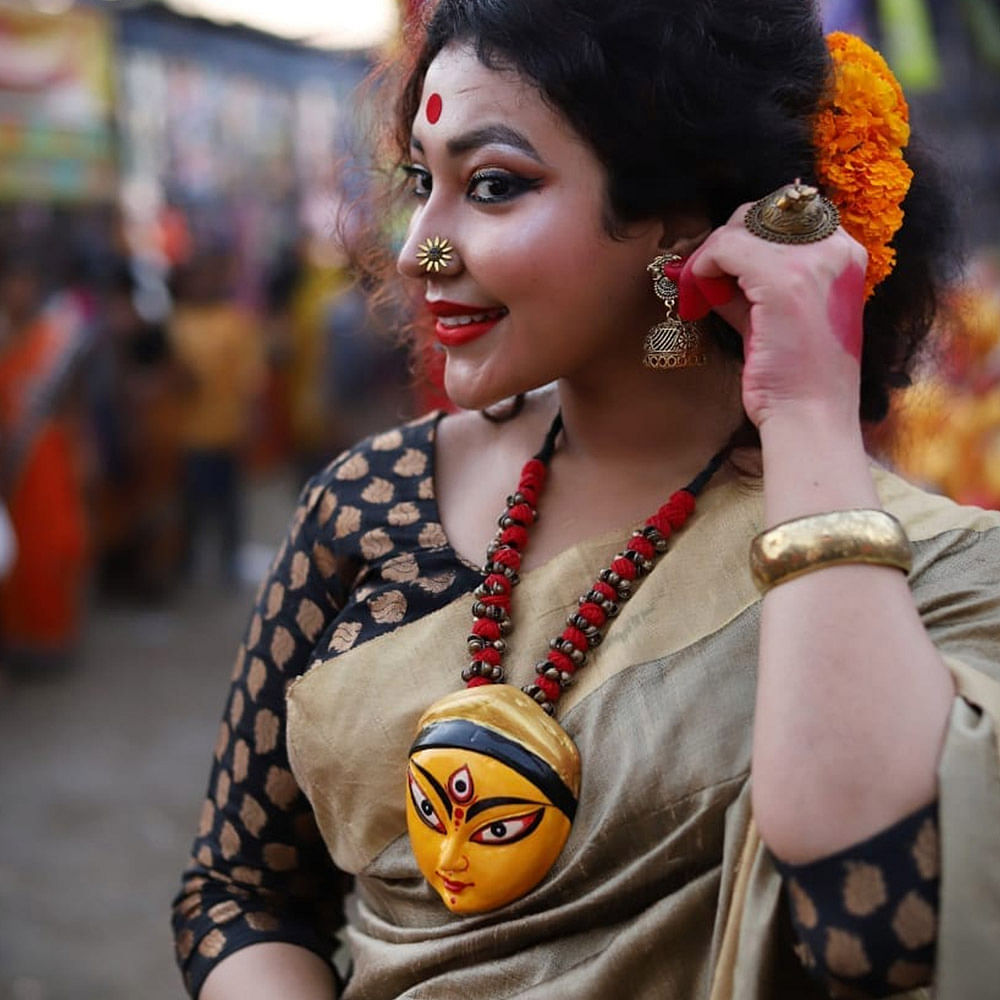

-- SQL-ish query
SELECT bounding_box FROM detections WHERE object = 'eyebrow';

[412,762,452,819]
[465,795,542,823]
[411,125,544,163]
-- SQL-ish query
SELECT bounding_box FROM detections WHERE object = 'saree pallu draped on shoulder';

[286,466,1000,999]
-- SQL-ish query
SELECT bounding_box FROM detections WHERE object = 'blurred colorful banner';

[0,3,116,201]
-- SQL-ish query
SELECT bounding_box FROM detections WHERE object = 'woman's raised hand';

[669,204,870,433]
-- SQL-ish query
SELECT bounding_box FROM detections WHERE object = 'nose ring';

[416,236,455,274]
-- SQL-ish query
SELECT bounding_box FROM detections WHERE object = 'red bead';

[479,647,501,666]
[547,649,575,674]
[472,619,501,640]
[492,548,522,571]
[467,677,492,688]
[481,594,511,610]
[562,626,588,651]
[577,602,607,628]
[499,526,529,550]
[508,503,535,526]
[485,573,512,594]
[593,581,617,602]
[538,677,562,702]
[521,459,546,483]
[627,536,656,560]
[611,556,637,580]
[646,514,673,537]
[519,485,539,506]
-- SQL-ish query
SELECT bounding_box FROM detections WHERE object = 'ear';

[656,210,712,257]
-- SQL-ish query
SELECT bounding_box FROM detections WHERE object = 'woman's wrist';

[756,401,880,524]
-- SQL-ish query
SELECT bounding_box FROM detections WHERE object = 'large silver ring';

[744,180,840,244]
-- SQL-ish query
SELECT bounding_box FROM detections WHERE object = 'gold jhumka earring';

[644,253,708,370]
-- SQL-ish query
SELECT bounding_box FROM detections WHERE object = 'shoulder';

[873,465,1000,541]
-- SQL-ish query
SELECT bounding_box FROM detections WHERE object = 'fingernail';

[677,274,710,321]
[663,260,683,281]
[696,275,738,308]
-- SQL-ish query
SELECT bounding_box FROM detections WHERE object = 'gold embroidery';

[892,891,936,949]
[825,927,871,978]
[842,860,888,917]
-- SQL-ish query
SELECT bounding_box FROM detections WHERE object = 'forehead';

[411,745,551,804]
[412,43,577,152]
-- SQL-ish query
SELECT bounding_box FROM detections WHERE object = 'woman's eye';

[470,808,544,845]
[408,771,445,833]
[403,165,432,199]
[467,170,540,205]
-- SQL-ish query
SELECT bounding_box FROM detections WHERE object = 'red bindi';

[426,93,443,125]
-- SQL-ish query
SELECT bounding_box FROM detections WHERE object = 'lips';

[425,300,508,347]
[438,874,474,893]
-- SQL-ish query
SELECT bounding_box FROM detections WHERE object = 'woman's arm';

[682,212,954,863]
[200,943,338,1000]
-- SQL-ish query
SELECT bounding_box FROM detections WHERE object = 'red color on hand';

[828,262,866,362]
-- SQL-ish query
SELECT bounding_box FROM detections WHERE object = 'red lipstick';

[425,300,508,347]
[439,875,474,893]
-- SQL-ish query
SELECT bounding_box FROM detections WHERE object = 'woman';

[172,2,1000,997]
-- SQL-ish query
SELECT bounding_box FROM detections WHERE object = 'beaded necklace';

[405,412,725,914]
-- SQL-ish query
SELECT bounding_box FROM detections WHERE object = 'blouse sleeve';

[776,516,1000,999]
[171,472,354,998]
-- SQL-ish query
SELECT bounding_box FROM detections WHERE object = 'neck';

[553,343,746,474]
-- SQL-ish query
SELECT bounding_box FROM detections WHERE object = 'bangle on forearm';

[749,509,912,594]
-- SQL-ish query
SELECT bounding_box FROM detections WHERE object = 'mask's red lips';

[438,874,474,893]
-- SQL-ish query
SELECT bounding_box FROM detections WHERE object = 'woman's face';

[398,44,666,410]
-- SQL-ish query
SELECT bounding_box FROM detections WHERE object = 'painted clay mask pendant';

[406,685,581,913]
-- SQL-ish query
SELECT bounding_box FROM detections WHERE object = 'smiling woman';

[172,3,1000,999]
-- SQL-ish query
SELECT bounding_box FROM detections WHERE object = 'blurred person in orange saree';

[0,255,91,672]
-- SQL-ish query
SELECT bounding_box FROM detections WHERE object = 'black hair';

[386,0,955,423]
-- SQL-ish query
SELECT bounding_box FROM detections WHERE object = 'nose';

[437,835,470,873]
[397,223,462,281]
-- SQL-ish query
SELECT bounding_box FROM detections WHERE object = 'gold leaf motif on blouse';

[215,769,231,808]
[362,477,396,504]
[239,794,268,837]
[335,453,370,481]
[361,528,394,560]
[318,489,338,525]
[265,766,298,809]
[418,523,448,548]
[233,739,250,783]
[886,959,933,989]
[296,598,324,641]
[417,571,457,594]
[289,551,310,590]
[313,543,338,578]
[388,501,420,526]
[229,689,245,729]
[214,721,230,761]
[787,878,819,929]
[197,929,227,958]
[230,644,246,682]
[334,506,362,538]
[330,621,362,652]
[842,861,888,917]
[270,626,295,670]
[393,448,428,477]
[247,658,266,700]
[383,553,420,583]
[369,589,407,624]
[248,613,262,649]
[911,818,939,880]
[254,708,280,755]
[219,821,241,861]
[207,900,242,925]
[231,865,263,886]
[372,429,404,451]
[266,582,285,619]
[891,891,936,949]
[418,476,434,500]
[246,910,280,931]
[824,928,871,978]
[198,799,215,837]
[176,929,195,960]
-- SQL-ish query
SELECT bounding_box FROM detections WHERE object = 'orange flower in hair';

[814,32,914,299]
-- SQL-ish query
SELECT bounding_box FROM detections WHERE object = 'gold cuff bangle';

[749,509,912,594]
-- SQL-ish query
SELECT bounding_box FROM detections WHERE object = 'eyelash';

[402,165,541,205]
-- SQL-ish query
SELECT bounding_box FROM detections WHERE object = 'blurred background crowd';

[0,0,998,997]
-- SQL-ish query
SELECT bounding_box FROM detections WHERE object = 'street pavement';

[0,474,298,1000]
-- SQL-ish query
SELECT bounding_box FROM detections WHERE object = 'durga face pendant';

[405,685,581,914]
